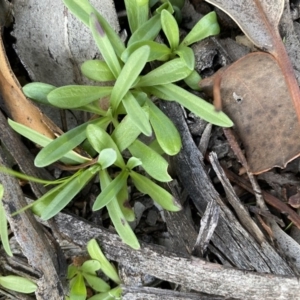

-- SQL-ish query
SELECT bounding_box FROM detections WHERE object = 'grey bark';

[0,111,66,299]
[160,101,295,275]
[55,212,300,300]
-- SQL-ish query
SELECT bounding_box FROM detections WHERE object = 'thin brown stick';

[54,156,98,171]
[224,167,300,229]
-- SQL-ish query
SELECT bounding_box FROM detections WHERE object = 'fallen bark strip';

[0,145,66,300]
[55,212,300,300]
[0,112,65,300]
[160,101,294,275]
[164,181,198,255]
[0,109,52,197]
[122,285,225,300]
[209,151,265,244]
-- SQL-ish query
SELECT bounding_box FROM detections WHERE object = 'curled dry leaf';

[205,0,300,121]
[204,0,284,52]
[289,191,300,208]
[201,52,300,174]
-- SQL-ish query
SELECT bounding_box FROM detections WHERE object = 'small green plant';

[5,0,233,249]
[67,239,121,300]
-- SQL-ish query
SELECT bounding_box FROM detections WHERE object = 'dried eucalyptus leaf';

[205,0,284,51]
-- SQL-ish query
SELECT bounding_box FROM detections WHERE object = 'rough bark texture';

[160,101,296,275]
[122,286,225,300]
[55,212,300,300]
[0,111,66,300]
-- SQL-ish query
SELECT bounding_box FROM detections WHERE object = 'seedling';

[67,239,121,300]
[5,0,233,249]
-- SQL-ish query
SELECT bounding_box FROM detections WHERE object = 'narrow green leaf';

[64,0,125,57]
[128,13,161,46]
[148,138,165,155]
[80,260,101,274]
[47,85,113,109]
[0,276,37,293]
[100,170,140,250]
[147,84,233,127]
[128,140,172,182]
[98,148,117,169]
[41,166,99,220]
[76,103,107,115]
[125,0,149,34]
[88,286,122,300]
[90,13,122,78]
[107,196,140,250]
[111,114,141,152]
[88,292,114,300]
[87,239,121,284]
[94,12,126,58]
[81,60,115,81]
[63,0,95,26]
[82,273,110,292]
[130,171,182,211]
[161,9,179,50]
[180,11,220,46]
[0,185,12,256]
[23,82,56,104]
[127,157,142,170]
[184,69,202,90]
[110,46,150,111]
[70,274,86,300]
[0,167,61,186]
[121,40,171,63]
[136,58,192,87]
[86,125,125,168]
[117,184,135,222]
[8,119,90,164]
[155,1,174,14]
[93,170,128,211]
[15,173,78,216]
[122,92,152,136]
[174,46,195,70]
[147,98,181,155]
[8,119,52,148]
[67,265,78,279]
[35,117,109,167]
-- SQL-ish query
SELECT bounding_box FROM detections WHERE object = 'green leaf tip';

[87,239,121,284]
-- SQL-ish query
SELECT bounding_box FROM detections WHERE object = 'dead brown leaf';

[205,0,284,52]
[205,0,300,122]
[202,52,300,174]
[203,0,300,175]
[0,32,59,139]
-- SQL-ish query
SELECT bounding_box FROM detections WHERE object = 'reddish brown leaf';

[0,33,59,139]
[201,52,300,174]
[205,0,300,123]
